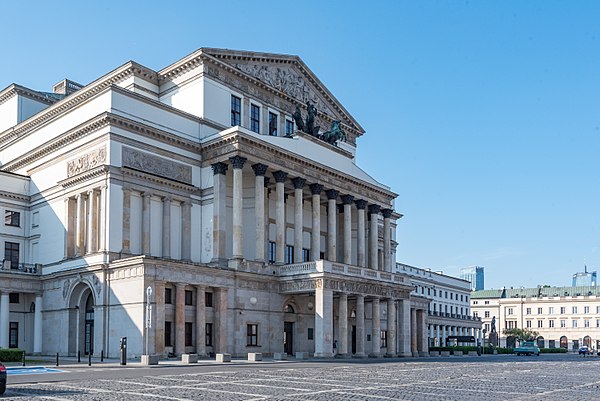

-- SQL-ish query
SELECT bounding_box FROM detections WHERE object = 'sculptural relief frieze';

[67,146,107,177]
[122,147,192,184]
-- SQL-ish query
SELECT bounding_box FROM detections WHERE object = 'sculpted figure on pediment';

[67,146,107,177]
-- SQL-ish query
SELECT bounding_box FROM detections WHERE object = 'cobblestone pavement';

[4,355,600,400]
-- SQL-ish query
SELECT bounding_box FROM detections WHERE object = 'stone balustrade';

[278,260,406,284]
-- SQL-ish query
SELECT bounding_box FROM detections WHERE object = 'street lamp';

[482,328,487,355]
[144,286,153,356]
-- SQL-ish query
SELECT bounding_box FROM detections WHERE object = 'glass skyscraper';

[460,266,485,291]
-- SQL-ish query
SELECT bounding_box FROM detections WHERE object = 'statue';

[491,316,497,333]
[321,120,346,145]
[292,101,320,137]
[292,106,305,132]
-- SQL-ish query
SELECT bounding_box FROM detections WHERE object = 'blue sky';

[2,1,599,289]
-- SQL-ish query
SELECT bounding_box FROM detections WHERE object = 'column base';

[352,352,367,358]
[313,352,334,358]
[368,353,382,358]
[334,353,351,359]
[418,352,429,357]
[397,352,413,357]
[412,351,420,357]
[384,353,396,358]
[227,258,244,269]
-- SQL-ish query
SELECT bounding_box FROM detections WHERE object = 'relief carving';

[62,279,70,299]
[122,147,192,184]
[67,146,106,177]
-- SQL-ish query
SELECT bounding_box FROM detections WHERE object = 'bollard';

[56,353,59,367]
[22,351,26,367]
[78,350,81,363]
[88,352,92,366]
[101,350,104,362]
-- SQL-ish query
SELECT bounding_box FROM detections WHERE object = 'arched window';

[536,336,545,348]
[560,336,568,349]
[583,336,592,348]
[284,304,295,314]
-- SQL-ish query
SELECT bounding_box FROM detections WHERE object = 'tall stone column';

[382,209,393,272]
[121,188,131,254]
[87,190,98,253]
[355,294,366,357]
[387,299,396,356]
[65,197,76,257]
[273,171,288,265]
[33,294,43,354]
[175,283,186,355]
[181,201,192,260]
[337,293,348,356]
[314,283,333,357]
[292,177,306,263]
[142,192,151,255]
[310,184,323,261]
[211,162,228,262]
[326,189,339,261]
[154,281,165,355]
[252,163,268,261]
[341,195,354,265]
[99,185,107,252]
[370,298,381,357]
[411,307,418,356]
[442,325,447,347]
[368,204,380,270]
[355,200,367,267]
[0,292,9,348]
[215,287,229,353]
[264,178,270,260]
[195,286,206,356]
[75,193,86,256]
[397,299,411,357]
[230,156,247,259]
[162,196,171,258]
[417,309,427,356]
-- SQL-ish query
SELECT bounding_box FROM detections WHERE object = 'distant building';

[459,266,485,291]
[572,266,597,287]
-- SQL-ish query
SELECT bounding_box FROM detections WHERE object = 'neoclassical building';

[0,48,431,359]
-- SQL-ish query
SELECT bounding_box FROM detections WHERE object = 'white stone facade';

[0,48,436,358]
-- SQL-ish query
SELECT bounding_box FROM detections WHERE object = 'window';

[185,290,193,306]
[165,288,172,304]
[549,320,555,328]
[285,245,294,264]
[572,306,578,314]
[185,322,193,346]
[250,104,260,133]
[484,323,490,332]
[164,322,172,346]
[484,301,489,305]
[560,307,566,314]
[526,320,532,328]
[247,324,258,346]
[5,210,20,227]
[548,307,554,314]
[9,293,19,304]
[308,328,314,340]
[205,323,213,346]
[4,242,19,269]
[9,322,18,348]
[537,320,543,328]
[597,319,600,328]
[302,248,310,262]
[537,307,543,314]
[450,293,453,300]
[285,119,294,135]
[585,319,590,328]
[526,308,531,315]
[380,330,387,348]
[560,319,566,328]
[584,306,590,314]
[231,95,241,126]
[268,241,276,263]
[434,289,437,297]
[484,311,490,318]
[597,306,600,314]
[507,308,514,315]
[460,294,463,302]
[572,320,578,328]
[268,112,278,136]
[205,292,213,308]
[506,321,516,329]
[32,211,39,227]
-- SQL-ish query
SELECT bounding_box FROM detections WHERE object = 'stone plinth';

[248,352,262,361]
[216,353,231,363]
[468,351,479,356]
[182,353,198,364]
[430,351,440,357]
[295,352,308,360]
[274,352,287,361]
[440,351,450,357]
[141,355,159,365]
[453,351,463,356]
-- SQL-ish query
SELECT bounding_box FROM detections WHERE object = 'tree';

[503,328,539,341]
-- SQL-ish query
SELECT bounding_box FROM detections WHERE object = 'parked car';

[0,361,6,395]
[579,346,593,355]
[514,341,540,356]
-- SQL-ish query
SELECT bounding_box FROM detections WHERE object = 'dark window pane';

[205,292,213,307]
[4,242,19,269]
[308,328,314,340]
[165,288,172,304]
[205,323,213,346]
[285,119,294,135]
[250,104,260,133]
[185,290,193,306]
[268,112,278,136]
[164,321,172,347]
[5,211,20,227]
[185,322,193,346]
[9,293,19,304]
[231,95,241,126]
[9,322,18,348]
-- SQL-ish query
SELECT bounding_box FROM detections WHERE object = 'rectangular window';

[250,104,260,133]
[584,306,590,314]
[572,320,578,328]
[597,319,600,328]
[572,306,578,314]
[597,306,600,314]
[285,245,294,264]
[507,308,514,315]
[548,307,554,314]
[247,324,258,346]
[302,248,310,262]
[560,319,566,328]
[185,290,193,306]
[560,307,566,314]
[165,288,172,304]
[484,323,490,332]
[484,301,489,305]
[4,242,19,269]
[537,307,543,314]
[32,211,39,227]
[285,119,294,135]
[549,320,555,328]
[308,328,314,340]
[5,210,20,227]
[268,241,276,263]
[268,112,278,136]
[9,322,18,348]
[164,321,172,347]
[185,322,193,346]
[526,320,532,328]
[9,293,19,304]
[484,311,490,318]
[585,319,590,328]
[205,292,213,308]
[537,320,543,328]
[526,308,531,315]
[380,330,387,348]
[205,323,213,346]
[231,95,241,126]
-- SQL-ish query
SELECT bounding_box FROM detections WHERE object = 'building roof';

[472,285,600,299]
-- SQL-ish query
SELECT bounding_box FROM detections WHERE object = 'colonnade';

[211,156,397,270]
[429,324,483,347]
[0,291,43,353]
[65,186,107,257]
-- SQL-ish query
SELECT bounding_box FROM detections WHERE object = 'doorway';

[284,322,294,355]
[351,325,356,354]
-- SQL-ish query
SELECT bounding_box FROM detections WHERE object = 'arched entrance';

[536,336,545,348]
[583,336,592,348]
[560,336,568,349]
[68,283,95,357]
[283,303,297,355]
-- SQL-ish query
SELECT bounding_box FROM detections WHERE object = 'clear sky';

[2,1,599,289]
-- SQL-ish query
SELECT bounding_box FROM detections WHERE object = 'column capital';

[211,162,228,175]
[142,192,152,199]
[326,189,339,200]
[273,170,288,183]
[175,283,187,289]
[368,204,381,215]
[355,199,367,210]
[252,163,268,176]
[229,155,247,169]
[292,177,306,189]
[162,195,172,202]
[341,194,354,205]
[310,183,323,195]
[381,208,394,218]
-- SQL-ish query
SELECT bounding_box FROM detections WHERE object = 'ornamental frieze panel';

[279,277,408,299]
[67,146,107,177]
[122,146,192,184]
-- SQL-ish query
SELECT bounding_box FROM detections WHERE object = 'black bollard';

[88,352,92,366]
[56,353,59,367]
[22,351,26,367]
[78,350,81,363]
[101,350,104,362]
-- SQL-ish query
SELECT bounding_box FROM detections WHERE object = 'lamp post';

[482,328,487,355]
[144,286,152,356]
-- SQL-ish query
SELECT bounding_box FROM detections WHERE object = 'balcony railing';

[279,260,406,284]
[428,310,481,321]
[1,260,41,275]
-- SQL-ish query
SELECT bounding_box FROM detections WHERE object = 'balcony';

[1,260,41,275]
[428,311,481,322]
[279,260,406,285]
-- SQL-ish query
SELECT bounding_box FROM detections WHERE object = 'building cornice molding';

[120,167,200,194]
[59,165,109,188]
[0,190,30,202]
[0,84,59,107]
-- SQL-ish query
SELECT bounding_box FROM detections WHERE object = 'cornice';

[59,165,109,188]
[0,190,30,202]
[0,84,59,107]
[121,167,200,194]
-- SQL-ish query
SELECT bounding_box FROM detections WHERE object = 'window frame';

[185,322,193,346]
[4,241,19,269]
[247,323,258,346]
[185,290,193,306]
[5,210,21,227]
[250,103,261,133]
[205,323,213,346]
[164,321,172,347]
[231,95,241,126]
[268,111,278,136]
[285,119,294,135]
[164,288,172,305]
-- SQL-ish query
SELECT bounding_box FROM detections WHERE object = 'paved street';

[2,354,599,400]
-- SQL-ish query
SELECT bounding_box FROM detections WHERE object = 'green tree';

[503,328,539,341]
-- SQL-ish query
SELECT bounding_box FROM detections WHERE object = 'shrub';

[0,348,25,362]
[540,348,567,353]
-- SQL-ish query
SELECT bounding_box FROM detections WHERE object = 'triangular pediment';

[200,48,364,136]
